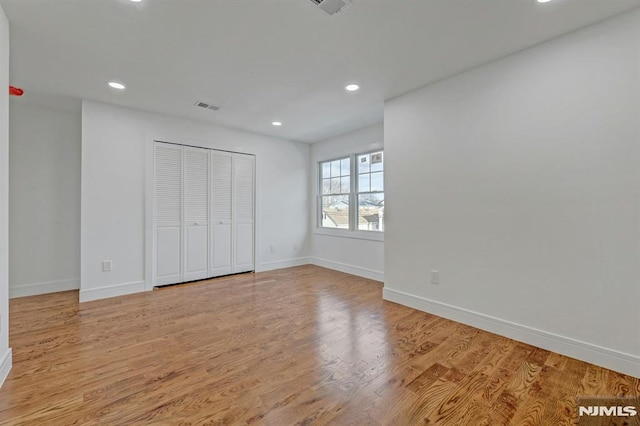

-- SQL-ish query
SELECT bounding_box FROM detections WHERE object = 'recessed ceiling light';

[108,81,126,90]
[130,0,142,2]
[345,84,360,92]
[537,0,553,3]
[272,121,283,127]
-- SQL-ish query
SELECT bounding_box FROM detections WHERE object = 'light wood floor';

[0,265,638,425]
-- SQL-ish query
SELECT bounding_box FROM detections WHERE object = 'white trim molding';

[9,278,80,299]
[310,257,384,282]
[313,228,384,242]
[257,257,311,272]
[80,281,147,303]
[0,348,12,388]
[383,287,640,378]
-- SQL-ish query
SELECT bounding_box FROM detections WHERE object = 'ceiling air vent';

[308,0,351,16]
[194,101,220,111]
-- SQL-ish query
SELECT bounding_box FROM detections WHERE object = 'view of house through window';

[319,150,384,233]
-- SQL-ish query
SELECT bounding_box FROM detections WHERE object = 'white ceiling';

[2,0,639,143]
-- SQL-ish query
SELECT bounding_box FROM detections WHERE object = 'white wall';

[9,101,81,297]
[0,4,12,386]
[384,10,640,377]
[81,100,310,301]
[309,123,384,281]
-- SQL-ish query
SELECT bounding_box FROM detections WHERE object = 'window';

[356,151,384,232]
[319,150,384,233]
[320,157,351,229]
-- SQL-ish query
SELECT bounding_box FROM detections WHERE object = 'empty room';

[0,0,639,424]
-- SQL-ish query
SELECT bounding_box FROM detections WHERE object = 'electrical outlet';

[102,260,113,272]
[270,245,276,253]
[430,270,439,285]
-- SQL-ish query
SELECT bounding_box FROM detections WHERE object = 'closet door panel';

[211,224,231,270]
[154,143,183,285]
[233,154,255,273]
[210,152,233,276]
[185,226,208,276]
[235,223,253,269]
[183,147,209,281]
[156,227,181,283]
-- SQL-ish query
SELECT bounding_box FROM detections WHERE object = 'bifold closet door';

[210,152,233,277]
[154,143,183,285]
[233,154,255,273]
[183,147,209,281]
[154,143,254,286]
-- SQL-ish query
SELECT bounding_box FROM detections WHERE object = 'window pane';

[358,173,370,192]
[322,195,350,229]
[340,176,350,193]
[322,161,331,179]
[370,152,384,172]
[330,160,341,178]
[358,193,384,232]
[322,178,331,195]
[341,158,350,177]
[330,177,340,194]
[358,154,370,173]
[370,172,383,192]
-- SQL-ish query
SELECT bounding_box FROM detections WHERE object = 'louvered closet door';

[233,154,255,273]
[183,147,210,282]
[210,152,233,277]
[155,143,183,285]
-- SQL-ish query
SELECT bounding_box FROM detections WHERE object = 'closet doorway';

[149,141,255,288]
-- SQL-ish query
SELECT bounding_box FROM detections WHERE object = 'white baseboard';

[9,278,80,298]
[0,348,12,388]
[257,257,311,272]
[79,281,146,303]
[383,287,640,379]
[310,257,384,282]
[256,257,385,282]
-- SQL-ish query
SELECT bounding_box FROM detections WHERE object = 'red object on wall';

[9,86,24,96]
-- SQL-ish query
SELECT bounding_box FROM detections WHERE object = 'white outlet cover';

[430,270,439,285]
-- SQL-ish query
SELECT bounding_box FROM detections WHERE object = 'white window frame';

[316,150,384,242]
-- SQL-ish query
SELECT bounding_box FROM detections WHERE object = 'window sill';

[314,227,384,242]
